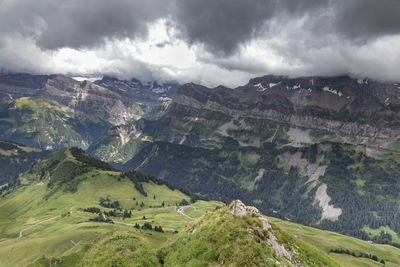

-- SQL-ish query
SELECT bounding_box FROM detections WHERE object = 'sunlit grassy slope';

[0,147,221,266]
[269,217,400,267]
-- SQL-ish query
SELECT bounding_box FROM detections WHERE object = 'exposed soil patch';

[315,184,342,220]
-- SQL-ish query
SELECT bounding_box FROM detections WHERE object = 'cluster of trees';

[134,222,163,232]
[0,141,48,185]
[99,197,120,209]
[69,147,115,171]
[318,143,400,246]
[103,209,132,219]
[329,248,384,264]
[85,206,132,221]
[135,201,145,208]
[179,199,189,206]
[0,175,21,196]
[83,207,101,214]
[89,214,113,224]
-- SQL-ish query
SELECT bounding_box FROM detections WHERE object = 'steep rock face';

[95,76,179,106]
[170,75,400,149]
[0,73,146,125]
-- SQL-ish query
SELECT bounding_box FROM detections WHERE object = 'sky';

[0,0,400,87]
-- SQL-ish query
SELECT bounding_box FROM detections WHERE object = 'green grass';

[0,155,224,267]
[269,217,400,267]
[363,226,400,244]
[161,207,339,267]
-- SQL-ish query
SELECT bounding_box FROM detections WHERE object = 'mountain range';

[1,72,400,265]
[88,74,400,247]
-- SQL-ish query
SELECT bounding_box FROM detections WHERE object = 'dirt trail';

[177,206,194,219]
[0,215,61,245]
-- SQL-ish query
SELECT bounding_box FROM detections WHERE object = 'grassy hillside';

[80,202,400,267]
[160,203,338,267]
[0,147,221,266]
[0,140,48,185]
[0,97,110,150]
[269,217,400,267]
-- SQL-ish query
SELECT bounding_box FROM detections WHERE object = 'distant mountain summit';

[0,73,147,125]
[95,76,180,106]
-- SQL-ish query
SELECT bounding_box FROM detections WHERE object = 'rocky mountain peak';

[228,199,260,216]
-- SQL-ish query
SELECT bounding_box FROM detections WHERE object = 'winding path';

[0,215,61,245]
[177,206,194,219]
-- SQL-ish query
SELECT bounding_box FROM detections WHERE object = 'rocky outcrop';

[228,200,294,261]
[229,199,261,217]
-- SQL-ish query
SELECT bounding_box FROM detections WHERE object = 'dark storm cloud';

[1,0,400,84]
[1,0,400,53]
[332,0,400,40]
[171,0,276,55]
[0,0,171,50]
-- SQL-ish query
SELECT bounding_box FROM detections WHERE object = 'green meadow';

[269,217,400,267]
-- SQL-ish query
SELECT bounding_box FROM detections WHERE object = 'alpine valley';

[1,73,400,266]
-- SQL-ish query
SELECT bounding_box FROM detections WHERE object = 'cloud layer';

[0,0,400,86]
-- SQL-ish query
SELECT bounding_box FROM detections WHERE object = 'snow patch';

[322,86,343,97]
[286,84,302,90]
[254,83,269,91]
[269,82,281,88]
[158,96,172,102]
[152,87,167,94]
